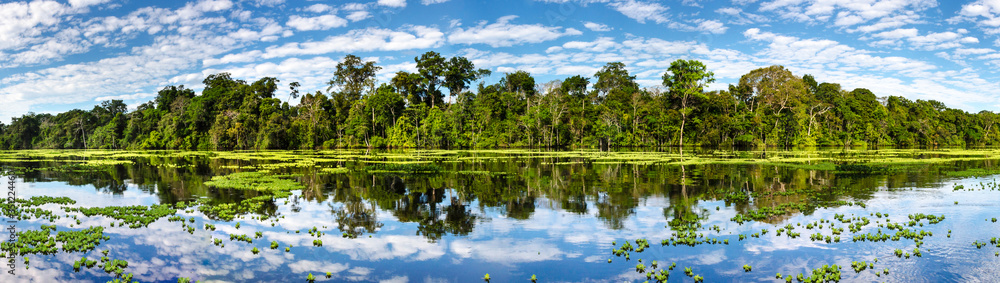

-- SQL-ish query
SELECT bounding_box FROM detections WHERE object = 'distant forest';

[2,51,996,150]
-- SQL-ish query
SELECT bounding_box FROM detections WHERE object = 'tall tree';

[443,56,491,98]
[415,51,447,108]
[593,62,637,98]
[329,54,381,101]
[662,59,715,154]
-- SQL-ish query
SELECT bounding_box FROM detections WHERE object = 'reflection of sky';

[3,173,1000,282]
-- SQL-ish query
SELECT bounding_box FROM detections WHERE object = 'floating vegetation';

[64,204,176,228]
[796,265,842,282]
[1,225,107,255]
[203,171,304,192]
[835,163,889,174]
[0,196,75,221]
[320,167,351,174]
[230,234,253,244]
[364,163,442,174]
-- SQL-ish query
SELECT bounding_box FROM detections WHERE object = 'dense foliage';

[1,52,996,149]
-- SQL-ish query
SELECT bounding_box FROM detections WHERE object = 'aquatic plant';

[64,204,176,228]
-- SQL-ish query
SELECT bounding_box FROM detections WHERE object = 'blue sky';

[2,0,1000,123]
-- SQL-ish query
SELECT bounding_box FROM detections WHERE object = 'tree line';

[2,51,997,150]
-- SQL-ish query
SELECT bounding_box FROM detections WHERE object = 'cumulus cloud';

[286,14,348,31]
[378,0,407,8]
[448,15,582,47]
[583,21,611,31]
[608,0,669,24]
[759,0,936,28]
[0,0,276,120]
[303,4,334,13]
[261,26,444,58]
[951,0,1000,33]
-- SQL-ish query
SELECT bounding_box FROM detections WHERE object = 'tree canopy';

[1,53,996,150]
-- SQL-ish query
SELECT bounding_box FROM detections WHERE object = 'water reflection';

[2,151,1000,282]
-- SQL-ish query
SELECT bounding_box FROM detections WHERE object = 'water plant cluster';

[0,225,108,255]
[0,196,76,221]
[64,204,176,228]
[364,163,442,174]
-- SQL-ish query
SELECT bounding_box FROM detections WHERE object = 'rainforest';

[0,52,993,150]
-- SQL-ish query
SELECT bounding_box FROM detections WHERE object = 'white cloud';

[448,16,582,47]
[851,13,922,33]
[715,7,769,25]
[608,0,669,24]
[421,0,450,4]
[872,28,919,39]
[562,37,620,52]
[303,4,334,13]
[908,31,979,50]
[343,3,367,11]
[378,0,407,8]
[260,26,444,58]
[203,50,263,66]
[0,1,74,51]
[694,19,727,34]
[741,27,999,111]
[287,260,349,274]
[955,48,994,56]
[253,0,284,7]
[759,0,936,28]
[450,239,565,264]
[743,28,937,76]
[0,0,279,120]
[583,21,611,31]
[952,0,1000,33]
[286,14,348,31]
[346,10,371,22]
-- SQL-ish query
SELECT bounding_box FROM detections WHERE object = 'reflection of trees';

[596,192,635,230]
[330,199,382,238]
[664,165,709,231]
[13,152,1000,241]
[392,188,446,241]
[561,194,588,214]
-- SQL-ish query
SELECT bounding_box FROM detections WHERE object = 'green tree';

[662,59,715,152]
[328,54,381,101]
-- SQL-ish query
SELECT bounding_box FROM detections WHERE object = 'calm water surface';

[2,149,1000,282]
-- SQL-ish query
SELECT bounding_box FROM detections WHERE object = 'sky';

[2,0,1000,123]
